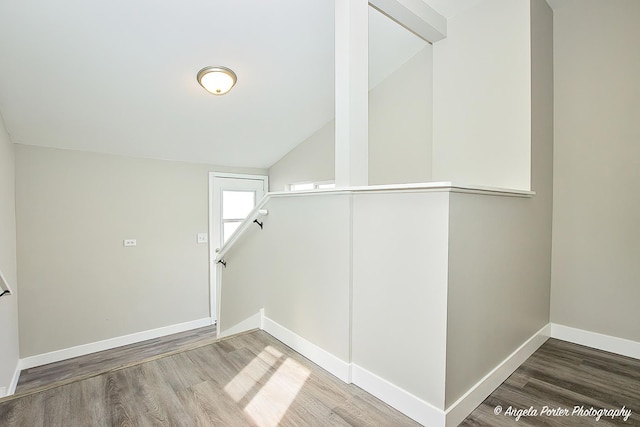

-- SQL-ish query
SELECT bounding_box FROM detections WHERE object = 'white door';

[210,173,268,324]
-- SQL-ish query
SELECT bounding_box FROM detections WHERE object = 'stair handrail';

[0,266,12,298]
[215,193,272,263]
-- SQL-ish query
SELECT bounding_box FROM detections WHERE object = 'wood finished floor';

[5,331,640,426]
[15,325,220,395]
[1,329,419,427]
[461,338,640,426]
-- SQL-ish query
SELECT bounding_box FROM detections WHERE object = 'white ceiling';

[0,1,445,169]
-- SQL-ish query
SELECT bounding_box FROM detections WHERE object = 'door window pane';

[223,190,255,220]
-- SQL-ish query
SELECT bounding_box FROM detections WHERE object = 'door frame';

[208,172,269,326]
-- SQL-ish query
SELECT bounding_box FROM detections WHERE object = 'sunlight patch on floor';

[224,346,283,402]
[244,357,311,427]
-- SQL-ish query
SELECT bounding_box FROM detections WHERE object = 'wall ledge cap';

[270,182,535,198]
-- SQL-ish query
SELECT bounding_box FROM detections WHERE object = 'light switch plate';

[123,239,136,247]
[197,233,208,244]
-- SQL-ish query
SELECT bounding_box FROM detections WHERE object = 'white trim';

[209,173,215,322]
[262,316,352,383]
[7,359,21,396]
[352,364,445,426]
[551,323,640,360]
[209,172,270,184]
[444,323,551,427]
[271,181,534,198]
[217,309,264,339]
[19,317,212,370]
[368,0,447,43]
[215,315,552,426]
[288,180,336,192]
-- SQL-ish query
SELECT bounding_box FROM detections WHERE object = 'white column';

[335,0,369,187]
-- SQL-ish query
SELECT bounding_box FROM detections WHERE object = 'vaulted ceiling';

[0,1,464,168]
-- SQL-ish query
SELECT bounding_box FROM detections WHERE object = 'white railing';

[0,266,12,298]
[215,197,271,263]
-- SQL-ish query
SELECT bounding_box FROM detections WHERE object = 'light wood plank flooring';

[461,338,640,426]
[16,325,220,395]
[1,329,419,426]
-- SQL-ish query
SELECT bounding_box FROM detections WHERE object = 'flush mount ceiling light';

[197,66,237,95]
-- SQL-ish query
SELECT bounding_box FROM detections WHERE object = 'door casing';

[209,172,268,324]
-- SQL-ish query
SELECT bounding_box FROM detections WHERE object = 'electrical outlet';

[0,387,7,397]
[197,233,208,244]
[123,239,136,247]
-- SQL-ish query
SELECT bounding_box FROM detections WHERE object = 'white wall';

[0,114,20,395]
[550,0,640,342]
[219,194,352,361]
[15,144,266,357]
[269,46,434,189]
[268,121,335,191]
[432,0,532,190]
[219,189,451,411]
[352,191,449,409]
[445,193,551,406]
[369,46,433,185]
[445,0,553,407]
[217,181,552,421]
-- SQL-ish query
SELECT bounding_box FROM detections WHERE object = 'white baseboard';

[551,323,640,360]
[217,309,264,339]
[7,359,21,396]
[351,324,551,427]
[19,317,213,371]
[444,323,551,427]
[350,324,638,427]
[262,316,352,383]
[352,364,445,426]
